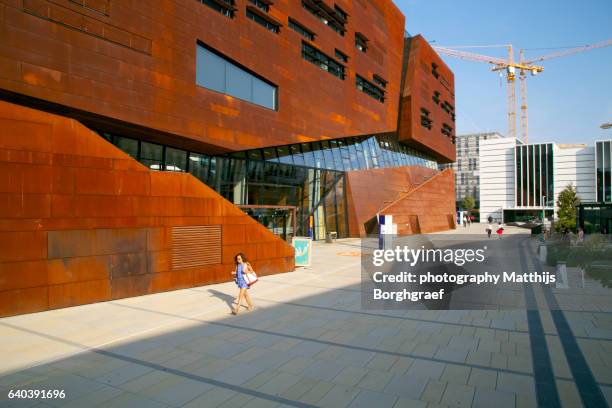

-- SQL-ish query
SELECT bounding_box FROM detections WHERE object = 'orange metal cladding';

[345,166,456,237]
[0,101,294,317]
[0,0,405,153]
[398,35,456,163]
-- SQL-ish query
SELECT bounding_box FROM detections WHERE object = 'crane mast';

[433,39,612,144]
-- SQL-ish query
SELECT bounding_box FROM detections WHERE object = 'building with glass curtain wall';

[480,138,598,224]
[579,140,612,234]
[0,0,461,315]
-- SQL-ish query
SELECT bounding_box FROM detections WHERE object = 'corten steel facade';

[398,35,456,163]
[0,0,457,316]
[0,0,405,152]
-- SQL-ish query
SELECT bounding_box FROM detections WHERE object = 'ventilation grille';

[172,225,221,269]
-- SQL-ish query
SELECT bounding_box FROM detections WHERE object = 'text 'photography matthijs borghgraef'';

[362,241,556,307]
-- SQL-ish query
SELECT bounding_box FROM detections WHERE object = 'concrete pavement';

[1,227,611,407]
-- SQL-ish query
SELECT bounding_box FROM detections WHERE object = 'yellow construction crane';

[433,39,612,143]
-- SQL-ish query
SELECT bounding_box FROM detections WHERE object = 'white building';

[480,138,597,223]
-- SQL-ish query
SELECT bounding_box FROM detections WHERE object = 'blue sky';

[397,0,612,145]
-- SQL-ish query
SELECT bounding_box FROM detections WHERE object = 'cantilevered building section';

[0,0,456,315]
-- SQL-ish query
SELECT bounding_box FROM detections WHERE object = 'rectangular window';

[373,74,387,89]
[335,49,348,63]
[289,18,315,41]
[246,9,279,33]
[196,43,277,110]
[141,141,163,170]
[248,0,269,12]
[199,0,235,18]
[432,91,441,105]
[355,32,368,52]
[334,5,348,21]
[420,107,432,129]
[356,74,384,103]
[441,123,453,137]
[165,147,187,172]
[302,0,345,36]
[301,42,345,80]
[431,62,439,79]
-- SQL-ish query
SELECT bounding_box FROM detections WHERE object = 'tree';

[461,196,476,213]
[556,184,580,232]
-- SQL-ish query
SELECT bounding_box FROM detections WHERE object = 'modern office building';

[0,0,456,316]
[441,132,504,209]
[480,138,597,223]
[578,140,612,233]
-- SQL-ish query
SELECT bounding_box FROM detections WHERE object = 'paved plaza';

[1,225,611,407]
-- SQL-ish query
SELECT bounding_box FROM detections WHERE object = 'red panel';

[0,101,294,316]
[398,35,456,163]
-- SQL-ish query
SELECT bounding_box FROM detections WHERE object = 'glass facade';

[515,144,553,208]
[578,203,612,234]
[196,44,277,110]
[232,133,436,172]
[100,132,436,241]
[596,140,612,203]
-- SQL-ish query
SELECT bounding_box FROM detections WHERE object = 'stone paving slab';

[0,232,611,407]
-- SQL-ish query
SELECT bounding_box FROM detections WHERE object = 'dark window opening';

[431,62,440,79]
[356,75,384,103]
[442,123,453,137]
[335,49,348,63]
[355,32,368,52]
[334,5,348,21]
[199,0,236,18]
[302,0,345,36]
[432,91,441,105]
[373,74,387,89]
[289,18,315,41]
[248,0,269,12]
[420,107,432,130]
[246,9,280,33]
[302,42,345,80]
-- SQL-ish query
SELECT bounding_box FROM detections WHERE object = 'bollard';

[556,262,568,289]
[539,244,547,263]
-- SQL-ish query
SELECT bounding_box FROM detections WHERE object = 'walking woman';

[496,223,504,240]
[231,253,254,315]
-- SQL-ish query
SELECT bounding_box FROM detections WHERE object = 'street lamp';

[602,123,612,130]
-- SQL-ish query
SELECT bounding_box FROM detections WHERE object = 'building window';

[431,62,440,79]
[373,74,387,89]
[196,43,277,110]
[334,5,348,21]
[246,9,280,33]
[301,42,345,80]
[420,108,432,130]
[289,18,315,41]
[356,75,384,103]
[442,123,453,137]
[335,49,348,63]
[355,32,368,52]
[432,91,441,105]
[302,0,345,36]
[199,0,235,18]
[248,0,269,12]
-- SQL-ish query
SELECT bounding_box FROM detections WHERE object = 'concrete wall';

[479,137,517,222]
[0,101,294,317]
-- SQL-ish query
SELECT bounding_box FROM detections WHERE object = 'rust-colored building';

[0,0,456,316]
